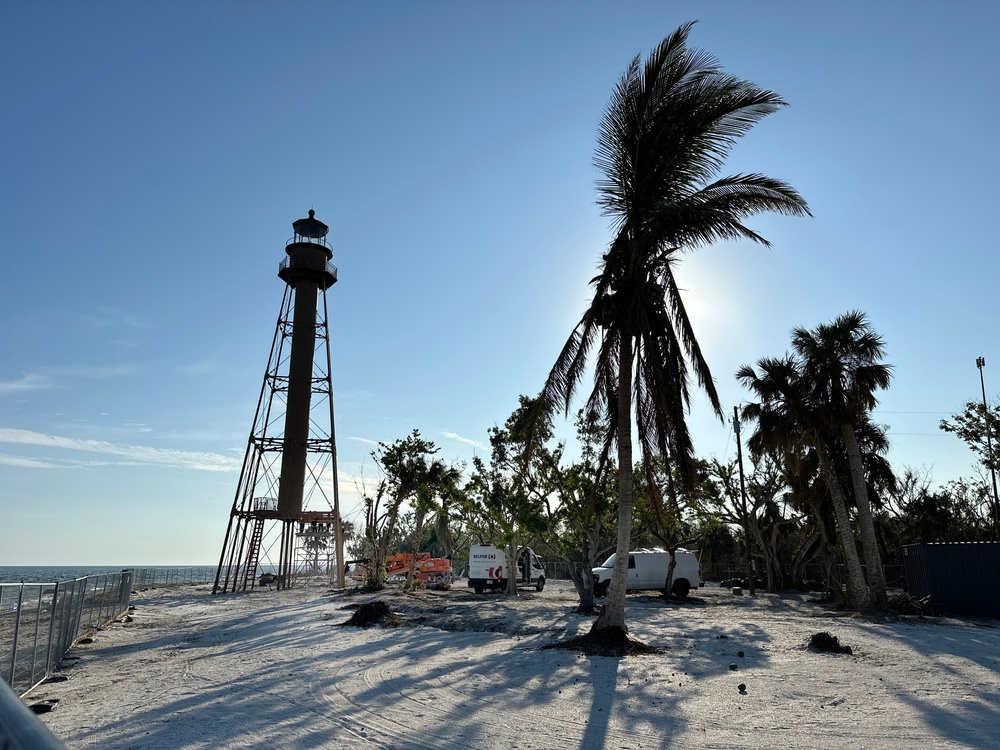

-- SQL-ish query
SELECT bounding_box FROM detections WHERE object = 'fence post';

[116,571,132,617]
[57,582,74,658]
[99,576,110,624]
[66,579,83,651]
[28,586,44,687]
[7,585,25,688]
[44,582,61,678]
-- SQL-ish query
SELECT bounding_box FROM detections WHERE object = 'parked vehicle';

[592,547,701,598]
[468,544,546,593]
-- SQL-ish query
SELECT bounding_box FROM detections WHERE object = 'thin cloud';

[0,428,238,472]
[0,365,138,396]
[0,453,64,469]
[442,431,486,450]
[42,364,138,379]
[0,373,51,395]
[347,436,379,447]
[77,307,151,330]
[175,358,223,376]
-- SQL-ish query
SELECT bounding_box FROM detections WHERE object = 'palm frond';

[658,260,722,416]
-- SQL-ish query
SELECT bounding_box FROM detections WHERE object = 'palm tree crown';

[539,23,810,634]
[546,23,810,480]
[737,312,894,611]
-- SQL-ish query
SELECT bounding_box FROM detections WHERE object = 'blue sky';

[2,2,998,565]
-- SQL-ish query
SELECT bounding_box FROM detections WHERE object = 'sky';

[2,2,999,565]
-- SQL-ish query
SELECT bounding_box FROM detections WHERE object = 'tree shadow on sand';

[539,593,708,656]
[540,625,662,657]
[342,597,661,657]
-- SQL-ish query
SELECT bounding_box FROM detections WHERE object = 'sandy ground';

[26,579,1000,749]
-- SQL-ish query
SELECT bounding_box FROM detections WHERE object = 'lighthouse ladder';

[243,516,266,590]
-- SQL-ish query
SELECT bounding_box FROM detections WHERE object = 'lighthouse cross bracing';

[213,211,345,594]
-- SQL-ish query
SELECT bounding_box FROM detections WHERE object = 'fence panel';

[0,567,211,748]
[129,566,215,588]
[0,571,133,697]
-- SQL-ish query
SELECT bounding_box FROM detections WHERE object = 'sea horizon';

[0,564,217,584]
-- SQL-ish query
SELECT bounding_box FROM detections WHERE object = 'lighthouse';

[213,211,344,593]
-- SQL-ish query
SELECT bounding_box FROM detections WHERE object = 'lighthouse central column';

[276,270,320,518]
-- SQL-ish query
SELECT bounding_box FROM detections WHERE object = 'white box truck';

[468,544,546,593]
[592,547,700,598]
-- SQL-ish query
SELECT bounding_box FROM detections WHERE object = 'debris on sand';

[542,627,661,657]
[808,631,852,655]
[29,699,59,714]
[887,593,932,616]
[340,601,408,628]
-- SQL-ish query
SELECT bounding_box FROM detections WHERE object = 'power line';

[874,410,957,415]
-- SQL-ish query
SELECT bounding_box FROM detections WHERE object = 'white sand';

[29,580,1000,749]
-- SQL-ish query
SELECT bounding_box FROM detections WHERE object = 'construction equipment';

[349,553,454,588]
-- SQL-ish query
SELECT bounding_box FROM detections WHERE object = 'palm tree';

[737,355,873,611]
[405,457,462,586]
[538,23,811,636]
[791,311,893,608]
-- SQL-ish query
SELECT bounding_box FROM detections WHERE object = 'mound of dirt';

[808,631,852,654]
[542,626,662,657]
[341,601,408,628]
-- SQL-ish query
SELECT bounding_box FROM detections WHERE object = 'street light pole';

[976,357,1000,539]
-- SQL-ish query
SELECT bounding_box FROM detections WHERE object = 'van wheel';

[600,580,611,597]
[672,579,691,598]
[535,577,545,592]
[474,587,484,594]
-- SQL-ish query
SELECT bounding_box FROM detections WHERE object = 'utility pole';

[733,406,755,595]
[976,357,1000,540]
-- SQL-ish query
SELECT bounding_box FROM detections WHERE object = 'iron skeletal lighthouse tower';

[213,210,345,593]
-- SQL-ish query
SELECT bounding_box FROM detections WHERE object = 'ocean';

[0,565,217,584]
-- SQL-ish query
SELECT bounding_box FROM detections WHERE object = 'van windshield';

[598,554,616,568]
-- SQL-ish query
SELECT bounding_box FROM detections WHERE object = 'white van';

[468,544,546,593]
[592,547,700,598]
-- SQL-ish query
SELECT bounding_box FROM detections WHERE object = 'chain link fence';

[129,566,216,588]
[0,571,133,698]
[0,567,221,749]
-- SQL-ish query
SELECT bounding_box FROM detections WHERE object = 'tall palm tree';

[791,311,893,608]
[538,23,811,635]
[737,355,873,611]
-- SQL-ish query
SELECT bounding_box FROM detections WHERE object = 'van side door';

[628,555,640,588]
[640,554,665,589]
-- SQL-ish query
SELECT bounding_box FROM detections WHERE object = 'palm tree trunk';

[592,334,634,634]
[407,507,426,588]
[816,446,873,612]
[841,424,888,609]
[791,529,822,587]
[434,506,453,559]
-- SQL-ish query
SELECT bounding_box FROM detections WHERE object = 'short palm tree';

[737,355,873,611]
[406,458,462,586]
[538,23,811,636]
[790,311,893,608]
